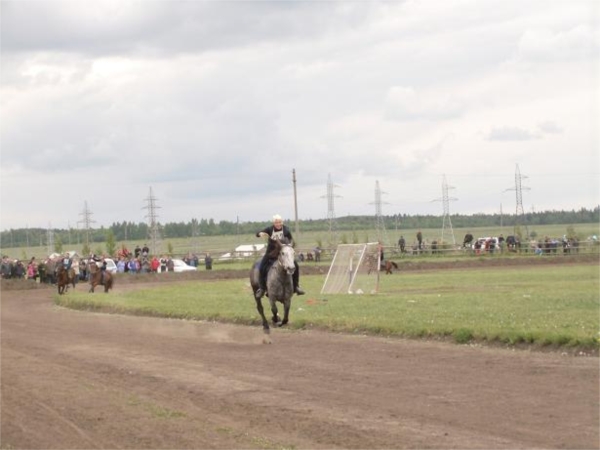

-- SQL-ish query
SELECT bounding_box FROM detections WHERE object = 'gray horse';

[250,239,296,333]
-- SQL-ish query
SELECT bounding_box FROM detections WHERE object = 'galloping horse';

[56,264,76,295]
[250,239,296,333]
[88,261,113,293]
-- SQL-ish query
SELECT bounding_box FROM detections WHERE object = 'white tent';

[220,244,266,260]
[234,244,265,256]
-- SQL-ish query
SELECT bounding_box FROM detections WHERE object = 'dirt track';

[1,275,599,449]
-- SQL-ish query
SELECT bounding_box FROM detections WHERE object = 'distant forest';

[1,207,598,249]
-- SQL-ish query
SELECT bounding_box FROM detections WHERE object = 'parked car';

[171,259,197,273]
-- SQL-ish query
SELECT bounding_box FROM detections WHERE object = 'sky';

[1,0,599,231]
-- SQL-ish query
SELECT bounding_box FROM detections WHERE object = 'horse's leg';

[89,282,95,293]
[254,297,270,332]
[270,299,280,325]
[280,300,290,326]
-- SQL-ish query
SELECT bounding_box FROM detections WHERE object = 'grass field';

[55,262,599,352]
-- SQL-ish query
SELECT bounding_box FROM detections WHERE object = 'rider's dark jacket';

[256,225,294,255]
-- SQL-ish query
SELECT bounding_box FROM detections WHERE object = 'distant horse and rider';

[55,263,77,295]
[88,260,114,293]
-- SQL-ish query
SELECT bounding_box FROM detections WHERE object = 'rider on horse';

[62,253,72,270]
[255,214,305,299]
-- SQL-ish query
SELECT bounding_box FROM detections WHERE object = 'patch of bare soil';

[1,257,598,449]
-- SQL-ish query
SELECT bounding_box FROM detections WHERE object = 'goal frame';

[320,243,381,295]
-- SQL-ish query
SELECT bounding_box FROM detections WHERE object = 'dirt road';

[1,286,598,449]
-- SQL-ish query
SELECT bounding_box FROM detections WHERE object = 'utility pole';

[292,169,299,237]
[46,223,54,255]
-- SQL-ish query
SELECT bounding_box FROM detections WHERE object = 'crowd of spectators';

[1,246,209,283]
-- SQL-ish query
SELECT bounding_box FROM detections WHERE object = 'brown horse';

[56,264,76,294]
[383,260,399,274]
[88,262,113,293]
[366,257,399,275]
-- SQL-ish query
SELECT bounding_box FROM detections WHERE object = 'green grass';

[55,264,600,350]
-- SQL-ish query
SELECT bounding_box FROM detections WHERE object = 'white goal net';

[320,243,381,295]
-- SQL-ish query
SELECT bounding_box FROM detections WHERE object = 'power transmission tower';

[321,173,341,246]
[78,201,95,251]
[143,187,162,255]
[190,218,201,254]
[505,164,530,239]
[372,180,390,246]
[432,174,457,246]
[46,223,54,255]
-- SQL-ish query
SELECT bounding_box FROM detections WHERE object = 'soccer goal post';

[320,243,381,295]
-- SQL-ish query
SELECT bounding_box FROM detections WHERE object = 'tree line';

[1,207,598,249]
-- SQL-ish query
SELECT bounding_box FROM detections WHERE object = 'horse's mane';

[267,238,291,259]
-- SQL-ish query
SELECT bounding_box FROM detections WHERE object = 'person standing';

[27,258,37,280]
[416,230,423,251]
[398,236,406,253]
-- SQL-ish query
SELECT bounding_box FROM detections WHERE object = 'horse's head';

[278,243,296,275]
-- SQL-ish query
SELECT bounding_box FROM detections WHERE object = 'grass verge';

[55,263,599,353]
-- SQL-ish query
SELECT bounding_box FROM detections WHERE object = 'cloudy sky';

[1,0,598,231]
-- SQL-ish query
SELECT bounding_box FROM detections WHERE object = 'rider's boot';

[255,278,266,299]
[294,285,305,295]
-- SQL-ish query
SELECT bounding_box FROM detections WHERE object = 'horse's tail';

[391,261,399,269]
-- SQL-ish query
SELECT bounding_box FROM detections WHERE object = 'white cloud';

[385,86,465,121]
[516,25,599,62]
[486,126,540,141]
